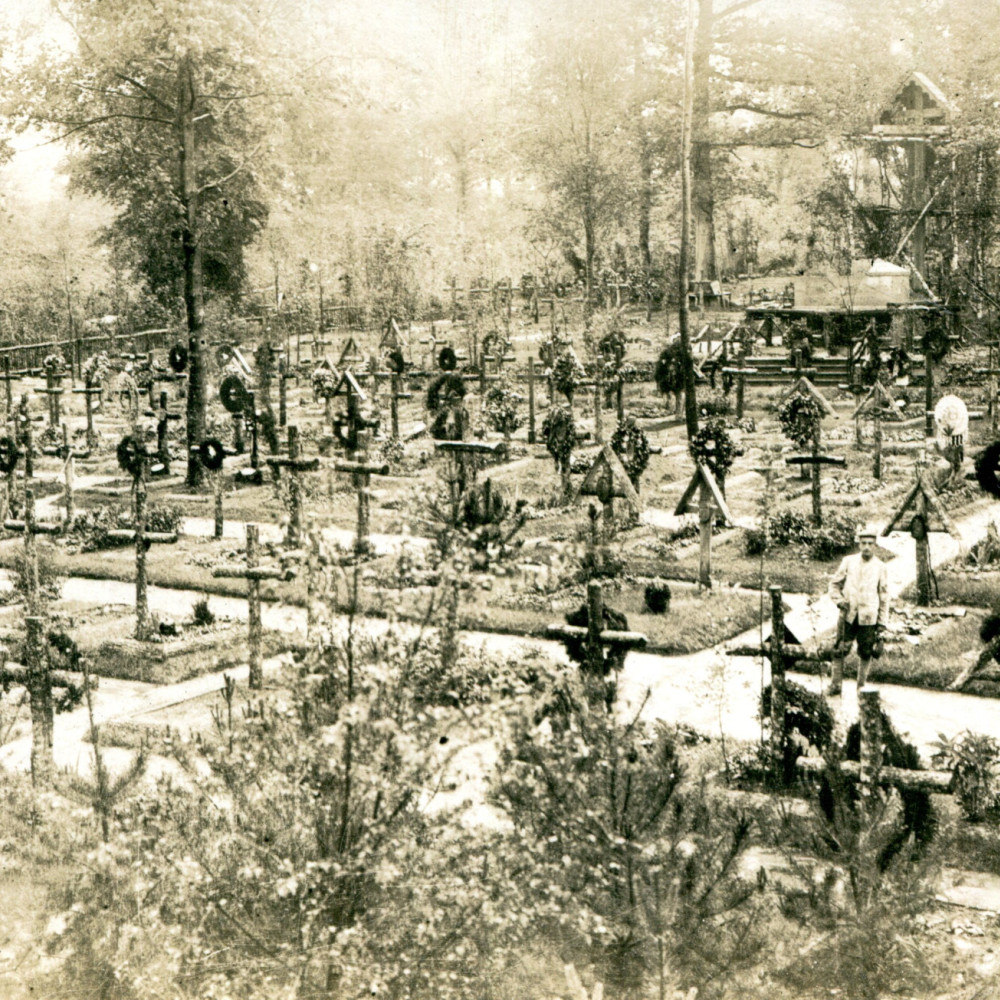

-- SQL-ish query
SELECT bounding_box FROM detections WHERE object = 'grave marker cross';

[334,427,390,556]
[265,425,319,547]
[212,523,292,689]
[4,487,62,614]
[0,358,17,418]
[674,462,734,588]
[721,351,758,420]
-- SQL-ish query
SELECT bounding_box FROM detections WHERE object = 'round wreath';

[542,404,575,472]
[0,436,19,474]
[778,393,823,448]
[923,328,950,364]
[689,418,736,480]
[610,419,650,488]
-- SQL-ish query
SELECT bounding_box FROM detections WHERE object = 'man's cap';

[858,523,879,540]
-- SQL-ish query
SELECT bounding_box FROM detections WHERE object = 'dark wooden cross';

[443,278,464,324]
[265,425,319,548]
[579,444,641,541]
[110,445,181,639]
[785,421,846,527]
[149,390,183,475]
[0,357,17,418]
[883,457,960,605]
[546,579,647,692]
[212,523,293,689]
[721,350,758,420]
[727,586,836,782]
[38,366,68,428]
[333,427,390,556]
[15,395,34,490]
[852,380,905,480]
[0,616,88,784]
[4,487,62,614]
[72,378,103,451]
[674,462,734,588]
[433,438,506,501]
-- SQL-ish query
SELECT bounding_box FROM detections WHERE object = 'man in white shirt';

[827,525,889,696]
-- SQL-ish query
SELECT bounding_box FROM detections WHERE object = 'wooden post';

[873,392,883,480]
[859,686,882,806]
[213,469,224,539]
[698,480,713,588]
[232,412,245,454]
[1,357,12,418]
[528,358,537,444]
[811,422,822,526]
[246,523,262,690]
[23,487,40,612]
[134,471,149,640]
[925,356,935,438]
[585,579,604,677]
[915,462,932,606]
[390,372,401,439]
[25,615,53,785]
[278,357,288,428]
[61,425,74,527]
[593,379,603,444]
[355,428,372,554]
[769,586,786,781]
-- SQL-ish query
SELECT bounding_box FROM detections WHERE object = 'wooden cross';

[40,425,90,526]
[4,487,62,615]
[72,378,103,451]
[0,357,18,418]
[332,427,389,556]
[852,380,905,480]
[147,390,182,475]
[721,351,758,420]
[37,367,68,428]
[579,444,641,541]
[883,457,960,605]
[418,326,439,369]
[212,523,292,689]
[785,420,846,527]
[0,616,88,784]
[443,278,464,324]
[546,579,647,691]
[265,425,319,547]
[674,462,734,588]
[112,445,180,639]
[338,336,365,368]
[527,358,537,444]
[433,439,506,500]
[330,370,375,450]
[727,586,836,781]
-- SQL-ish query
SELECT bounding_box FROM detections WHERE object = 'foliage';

[483,376,524,439]
[495,668,767,995]
[698,391,732,417]
[311,364,339,400]
[191,596,215,627]
[643,577,672,614]
[689,418,737,482]
[541,403,576,473]
[807,514,860,561]
[609,418,650,488]
[931,730,1000,823]
[654,340,686,397]
[778,393,823,448]
[760,679,836,785]
[81,351,114,389]
[6,544,63,606]
[69,501,182,551]
[458,478,528,568]
[550,348,587,403]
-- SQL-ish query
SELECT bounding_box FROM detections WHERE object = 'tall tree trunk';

[638,133,653,271]
[679,0,700,440]
[179,57,207,488]
[691,0,717,283]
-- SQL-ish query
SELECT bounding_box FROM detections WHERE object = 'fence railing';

[0,328,176,377]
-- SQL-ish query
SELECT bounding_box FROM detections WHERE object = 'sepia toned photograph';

[0,0,999,996]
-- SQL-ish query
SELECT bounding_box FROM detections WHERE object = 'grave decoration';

[483,376,523,445]
[609,416,650,489]
[331,370,380,452]
[219,371,250,454]
[0,616,88,784]
[0,432,20,522]
[673,461,734,589]
[778,391,844,525]
[265,425,319,548]
[883,458,961,606]
[727,586,836,782]
[212,523,294,689]
[852,380,906,480]
[933,393,969,484]
[542,403,577,498]
[720,349,758,420]
[311,360,340,421]
[385,346,412,439]
[114,434,181,639]
[4,487,62,615]
[427,367,468,442]
[111,371,141,426]
[920,321,960,436]
[333,426,390,557]
[38,355,69,429]
[76,352,111,449]
[15,393,35,481]
[458,478,528,569]
[546,579,647,710]
[146,390,182,476]
[579,444,640,541]
[189,437,230,539]
[433,439,506,507]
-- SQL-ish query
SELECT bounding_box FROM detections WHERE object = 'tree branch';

[197,139,266,194]
[722,103,816,121]
[716,0,767,20]
[112,71,176,113]
[31,113,174,145]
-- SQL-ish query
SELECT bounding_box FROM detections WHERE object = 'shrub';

[698,392,732,417]
[808,514,858,561]
[70,501,182,551]
[192,596,215,627]
[743,527,768,556]
[643,578,672,614]
[550,349,586,403]
[769,508,810,546]
[483,377,523,439]
[761,678,836,786]
[931,730,1000,823]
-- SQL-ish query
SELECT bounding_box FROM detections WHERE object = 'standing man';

[827,524,889,696]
